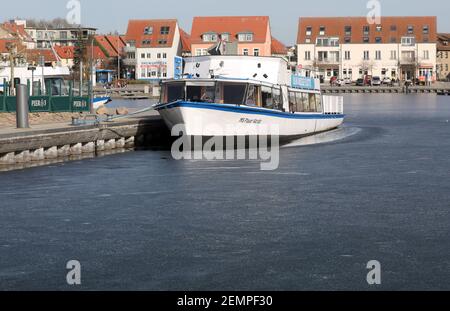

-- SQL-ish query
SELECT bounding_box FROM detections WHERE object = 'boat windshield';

[161,81,284,110]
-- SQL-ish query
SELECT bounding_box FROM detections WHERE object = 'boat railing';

[323,95,344,115]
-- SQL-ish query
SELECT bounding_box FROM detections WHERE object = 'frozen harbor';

[0,94,449,290]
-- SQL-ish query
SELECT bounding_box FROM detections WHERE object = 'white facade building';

[297,17,437,83]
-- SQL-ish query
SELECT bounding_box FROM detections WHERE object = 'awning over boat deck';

[185,81,216,87]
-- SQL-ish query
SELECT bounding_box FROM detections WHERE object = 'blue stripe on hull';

[155,101,344,120]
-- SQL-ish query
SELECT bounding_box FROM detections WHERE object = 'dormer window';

[220,33,230,42]
[158,39,168,45]
[202,32,218,42]
[144,26,153,35]
[142,39,151,45]
[160,26,170,35]
[319,26,326,36]
[238,32,253,42]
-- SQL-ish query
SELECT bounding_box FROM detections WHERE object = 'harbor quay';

[0,110,170,168]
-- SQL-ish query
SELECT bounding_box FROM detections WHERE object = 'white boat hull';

[156,102,344,138]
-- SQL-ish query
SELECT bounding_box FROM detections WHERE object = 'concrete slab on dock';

[0,109,170,162]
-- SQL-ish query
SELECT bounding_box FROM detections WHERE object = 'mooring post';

[16,84,29,128]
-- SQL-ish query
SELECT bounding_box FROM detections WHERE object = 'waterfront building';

[24,23,96,49]
[297,16,437,82]
[437,33,450,81]
[123,19,189,80]
[190,16,274,57]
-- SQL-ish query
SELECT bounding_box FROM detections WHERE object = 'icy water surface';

[0,94,449,290]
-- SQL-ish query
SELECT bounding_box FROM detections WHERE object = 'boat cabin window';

[261,86,273,109]
[222,83,246,105]
[272,88,282,111]
[186,82,216,103]
[246,84,257,106]
[164,83,185,103]
[288,90,322,113]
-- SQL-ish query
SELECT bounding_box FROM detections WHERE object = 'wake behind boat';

[154,55,344,141]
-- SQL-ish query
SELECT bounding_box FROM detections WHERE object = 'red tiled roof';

[0,38,26,54]
[95,35,126,57]
[1,22,33,41]
[437,33,450,51]
[297,16,437,44]
[54,45,75,59]
[25,49,58,64]
[125,19,177,48]
[105,35,126,56]
[179,28,191,53]
[88,45,108,60]
[271,37,287,55]
[191,16,270,44]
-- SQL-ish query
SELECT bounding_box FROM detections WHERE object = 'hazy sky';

[2,0,449,45]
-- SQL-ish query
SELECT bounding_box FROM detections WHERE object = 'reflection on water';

[283,127,362,148]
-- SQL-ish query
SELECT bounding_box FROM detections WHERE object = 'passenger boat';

[153,55,344,141]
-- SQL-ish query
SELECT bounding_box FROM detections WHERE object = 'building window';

[144,26,153,35]
[158,39,168,45]
[344,51,351,60]
[163,53,167,58]
[238,33,253,42]
[243,48,249,56]
[160,26,170,35]
[407,25,414,34]
[375,51,381,60]
[305,38,311,43]
[363,25,370,35]
[390,50,397,60]
[401,37,415,46]
[221,33,229,41]
[141,68,146,78]
[148,71,152,78]
[141,53,145,59]
[375,37,382,43]
[142,40,151,45]
[306,26,312,36]
[344,37,351,43]
[60,31,67,39]
[157,53,161,59]
[390,25,397,32]
[253,48,260,56]
[390,37,397,43]
[423,50,429,60]
[319,26,326,36]
[363,51,370,60]
[344,26,352,36]
[423,25,429,34]
[376,25,382,32]
[147,53,151,58]
[203,33,218,42]
[363,37,370,43]
[305,51,311,60]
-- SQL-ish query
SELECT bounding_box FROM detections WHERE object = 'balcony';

[122,58,136,66]
[123,46,136,53]
[315,58,340,65]
[400,56,417,65]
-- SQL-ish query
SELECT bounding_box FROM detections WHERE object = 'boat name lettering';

[239,118,262,124]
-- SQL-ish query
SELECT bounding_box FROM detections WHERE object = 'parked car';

[371,76,382,86]
[356,78,365,86]
[382,77,392,85]
[343,77,352,85]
